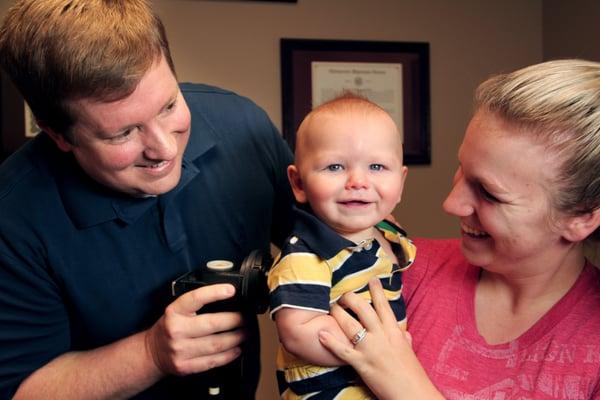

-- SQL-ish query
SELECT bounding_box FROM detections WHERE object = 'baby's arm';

[274,307,353,366]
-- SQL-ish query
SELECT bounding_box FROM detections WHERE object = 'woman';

[318,59,600,399]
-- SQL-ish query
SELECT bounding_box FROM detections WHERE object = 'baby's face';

[291,110,407,242]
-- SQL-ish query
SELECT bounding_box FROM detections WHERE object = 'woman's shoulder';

[403,238,468,298]
[411,237,463,266]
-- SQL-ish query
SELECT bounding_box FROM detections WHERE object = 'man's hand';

[144,283,246,376]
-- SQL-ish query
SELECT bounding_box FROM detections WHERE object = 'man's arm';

[14,284,244,399]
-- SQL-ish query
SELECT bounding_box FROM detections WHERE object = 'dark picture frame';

[280,38,430,165]
[0,71,28,162]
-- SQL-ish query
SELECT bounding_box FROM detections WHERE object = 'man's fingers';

[186,328,246,357]
[187,311,244,338]
[169,328,245,362]
[172,344,243,375]
[172,283,236,315]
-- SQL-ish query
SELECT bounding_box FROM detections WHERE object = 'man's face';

[53,55,191,196]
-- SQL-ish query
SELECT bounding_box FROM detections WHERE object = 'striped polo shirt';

[268,207,416,398]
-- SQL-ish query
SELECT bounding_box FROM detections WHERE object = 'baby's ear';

[562,208,600,242]
[396,166,408,204]
[287,164,307,203]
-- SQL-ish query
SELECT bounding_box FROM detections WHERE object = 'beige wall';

[154,0,542,241]
[151,1,542,398]
[543,0,600,61]
[3,0,577,398]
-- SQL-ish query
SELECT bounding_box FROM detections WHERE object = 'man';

[0,1,294,398]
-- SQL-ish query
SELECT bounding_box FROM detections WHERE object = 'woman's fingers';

[337,290,380,333]
[318,329,358,364]
[329,303,365,343]
[368,278,401,330]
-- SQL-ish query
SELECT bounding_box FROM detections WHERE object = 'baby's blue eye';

[370,164,384,171]
[326,164,343,172]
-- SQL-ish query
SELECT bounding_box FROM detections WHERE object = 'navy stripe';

[331,244,380,286]
[270,283,330,311]
[380,273,402,291]
[352,274,402,296]
[307,386,349,400]
[342,297,406,322]
[288,365,358,395]
[276,371,357,400]
[276,370,288,395]
[389,298,407,321]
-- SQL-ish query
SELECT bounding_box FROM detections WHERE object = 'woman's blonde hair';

[475,59,600,239]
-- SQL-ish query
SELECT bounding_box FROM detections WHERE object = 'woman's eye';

[326,164,343,172]
[370,164,384,171]
[480,186,499,202]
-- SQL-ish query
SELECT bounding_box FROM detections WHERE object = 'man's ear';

[287,164,307,204]
[562,208,600,242]
[41,124,73,153]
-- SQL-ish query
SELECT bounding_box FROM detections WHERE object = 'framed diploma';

[0,71,28,162]
[281,38,430,164]
[24,103,40,138]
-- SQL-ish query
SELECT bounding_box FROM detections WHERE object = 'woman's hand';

[318,278,444,400]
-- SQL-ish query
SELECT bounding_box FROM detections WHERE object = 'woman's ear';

[287,164,307,204]
[562,208,600,242]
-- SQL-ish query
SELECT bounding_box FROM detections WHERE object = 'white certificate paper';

[311,61,404,138]
[24,103,40,138]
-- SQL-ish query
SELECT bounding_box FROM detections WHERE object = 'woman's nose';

[442,169,474,216]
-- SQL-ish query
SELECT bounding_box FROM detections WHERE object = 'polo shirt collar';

[55,154,157,228]
[292,206,359,260]
[292,206,409,262]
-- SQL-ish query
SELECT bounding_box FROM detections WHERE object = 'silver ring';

[351,327,367,346]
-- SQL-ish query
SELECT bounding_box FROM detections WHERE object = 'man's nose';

[142,123,177,160]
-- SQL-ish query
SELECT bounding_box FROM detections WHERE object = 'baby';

[268,93,416,399]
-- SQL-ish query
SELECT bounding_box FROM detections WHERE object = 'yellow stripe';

[330,256,399,300]
[268,252,332,289]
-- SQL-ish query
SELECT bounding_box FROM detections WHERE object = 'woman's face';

[442,110,570,274]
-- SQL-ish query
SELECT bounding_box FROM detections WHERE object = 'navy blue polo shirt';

[0,84,294,399]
